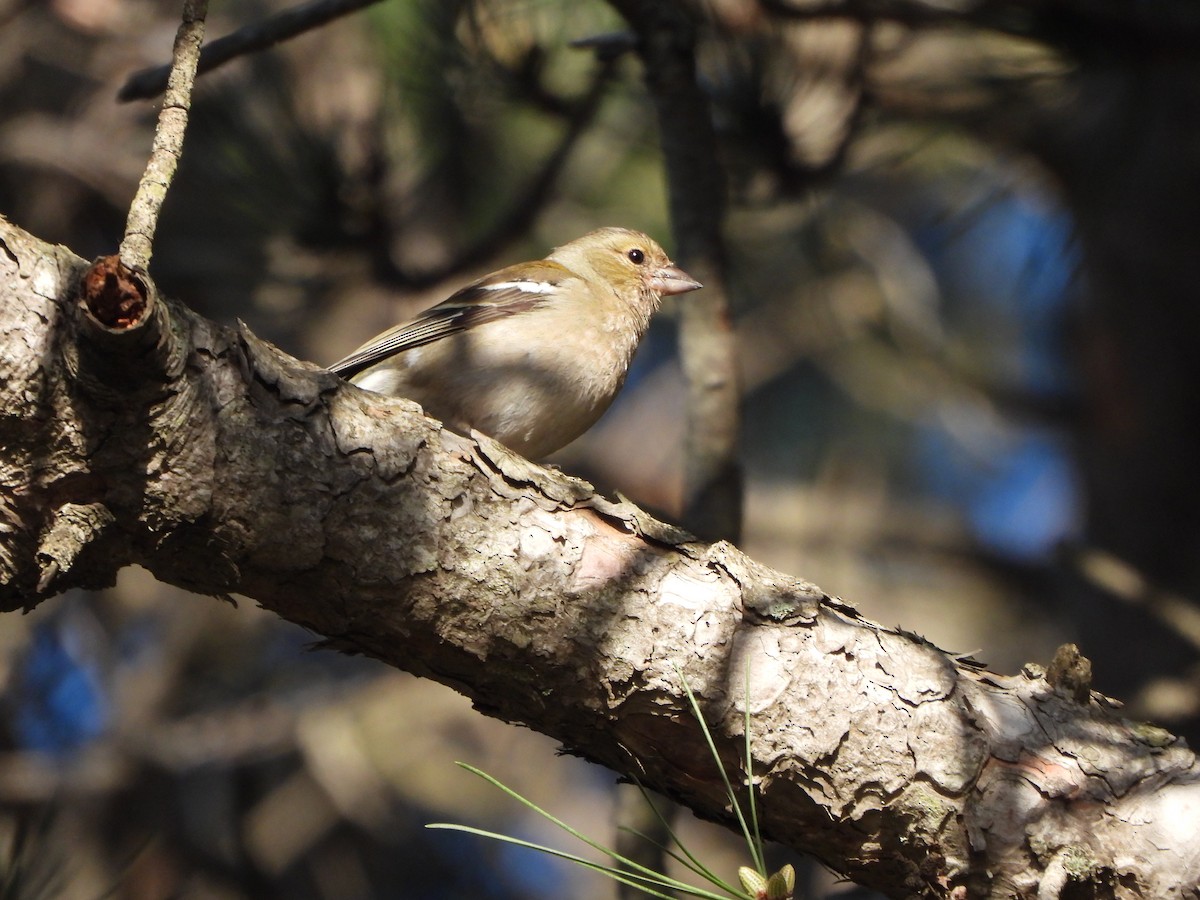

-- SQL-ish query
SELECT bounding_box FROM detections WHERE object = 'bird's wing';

[329,260,577,380]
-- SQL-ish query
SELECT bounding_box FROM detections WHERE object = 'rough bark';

[1,216,1199,898]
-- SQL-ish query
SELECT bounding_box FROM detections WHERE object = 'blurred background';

[2,0,1199,896]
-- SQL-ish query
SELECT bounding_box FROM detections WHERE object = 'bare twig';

[118,0,386,102]
[119,1,208,271]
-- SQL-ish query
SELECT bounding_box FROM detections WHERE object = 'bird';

[329,227,703,459]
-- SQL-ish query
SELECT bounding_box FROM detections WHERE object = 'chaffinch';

[330,227,703,459]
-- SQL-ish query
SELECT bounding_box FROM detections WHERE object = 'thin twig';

[376,52,620,289]
[119,1,208,270]
[118,0,386,102]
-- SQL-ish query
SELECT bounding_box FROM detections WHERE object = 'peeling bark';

[1,216,1199,898]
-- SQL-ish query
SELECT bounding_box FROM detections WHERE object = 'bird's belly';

[356,336,620,459]
[436,372,607,458]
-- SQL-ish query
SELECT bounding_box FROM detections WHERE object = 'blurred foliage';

[3,0,1199,896]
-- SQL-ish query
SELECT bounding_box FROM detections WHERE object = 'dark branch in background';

[606,0,742,547]
[119,0,1200,105]
[758,0,1200,51]
[371,47,622,290]
[119,0,208,270]
[118,0,385,102]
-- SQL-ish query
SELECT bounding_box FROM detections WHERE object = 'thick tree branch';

[2,217,1199,897]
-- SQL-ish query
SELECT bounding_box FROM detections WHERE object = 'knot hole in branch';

[80,255,149,329]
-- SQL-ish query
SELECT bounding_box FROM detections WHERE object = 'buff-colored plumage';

[330,227,702,459]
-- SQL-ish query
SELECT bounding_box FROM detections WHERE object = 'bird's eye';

[628,248,645,265]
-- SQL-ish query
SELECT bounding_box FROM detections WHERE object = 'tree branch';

[118,0,384,103]
[2,216,1199,897]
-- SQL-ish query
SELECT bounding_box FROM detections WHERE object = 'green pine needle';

[426,823,740,900]
[743,663,765,874]
[676,667,766,876]
[428,763,751,900]
[426,662,787,899]
[626,777,740,892]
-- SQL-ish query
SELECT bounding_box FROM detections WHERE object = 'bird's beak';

[648,263,703,296]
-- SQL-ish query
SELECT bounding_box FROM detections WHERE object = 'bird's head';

[551,227,703,308]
